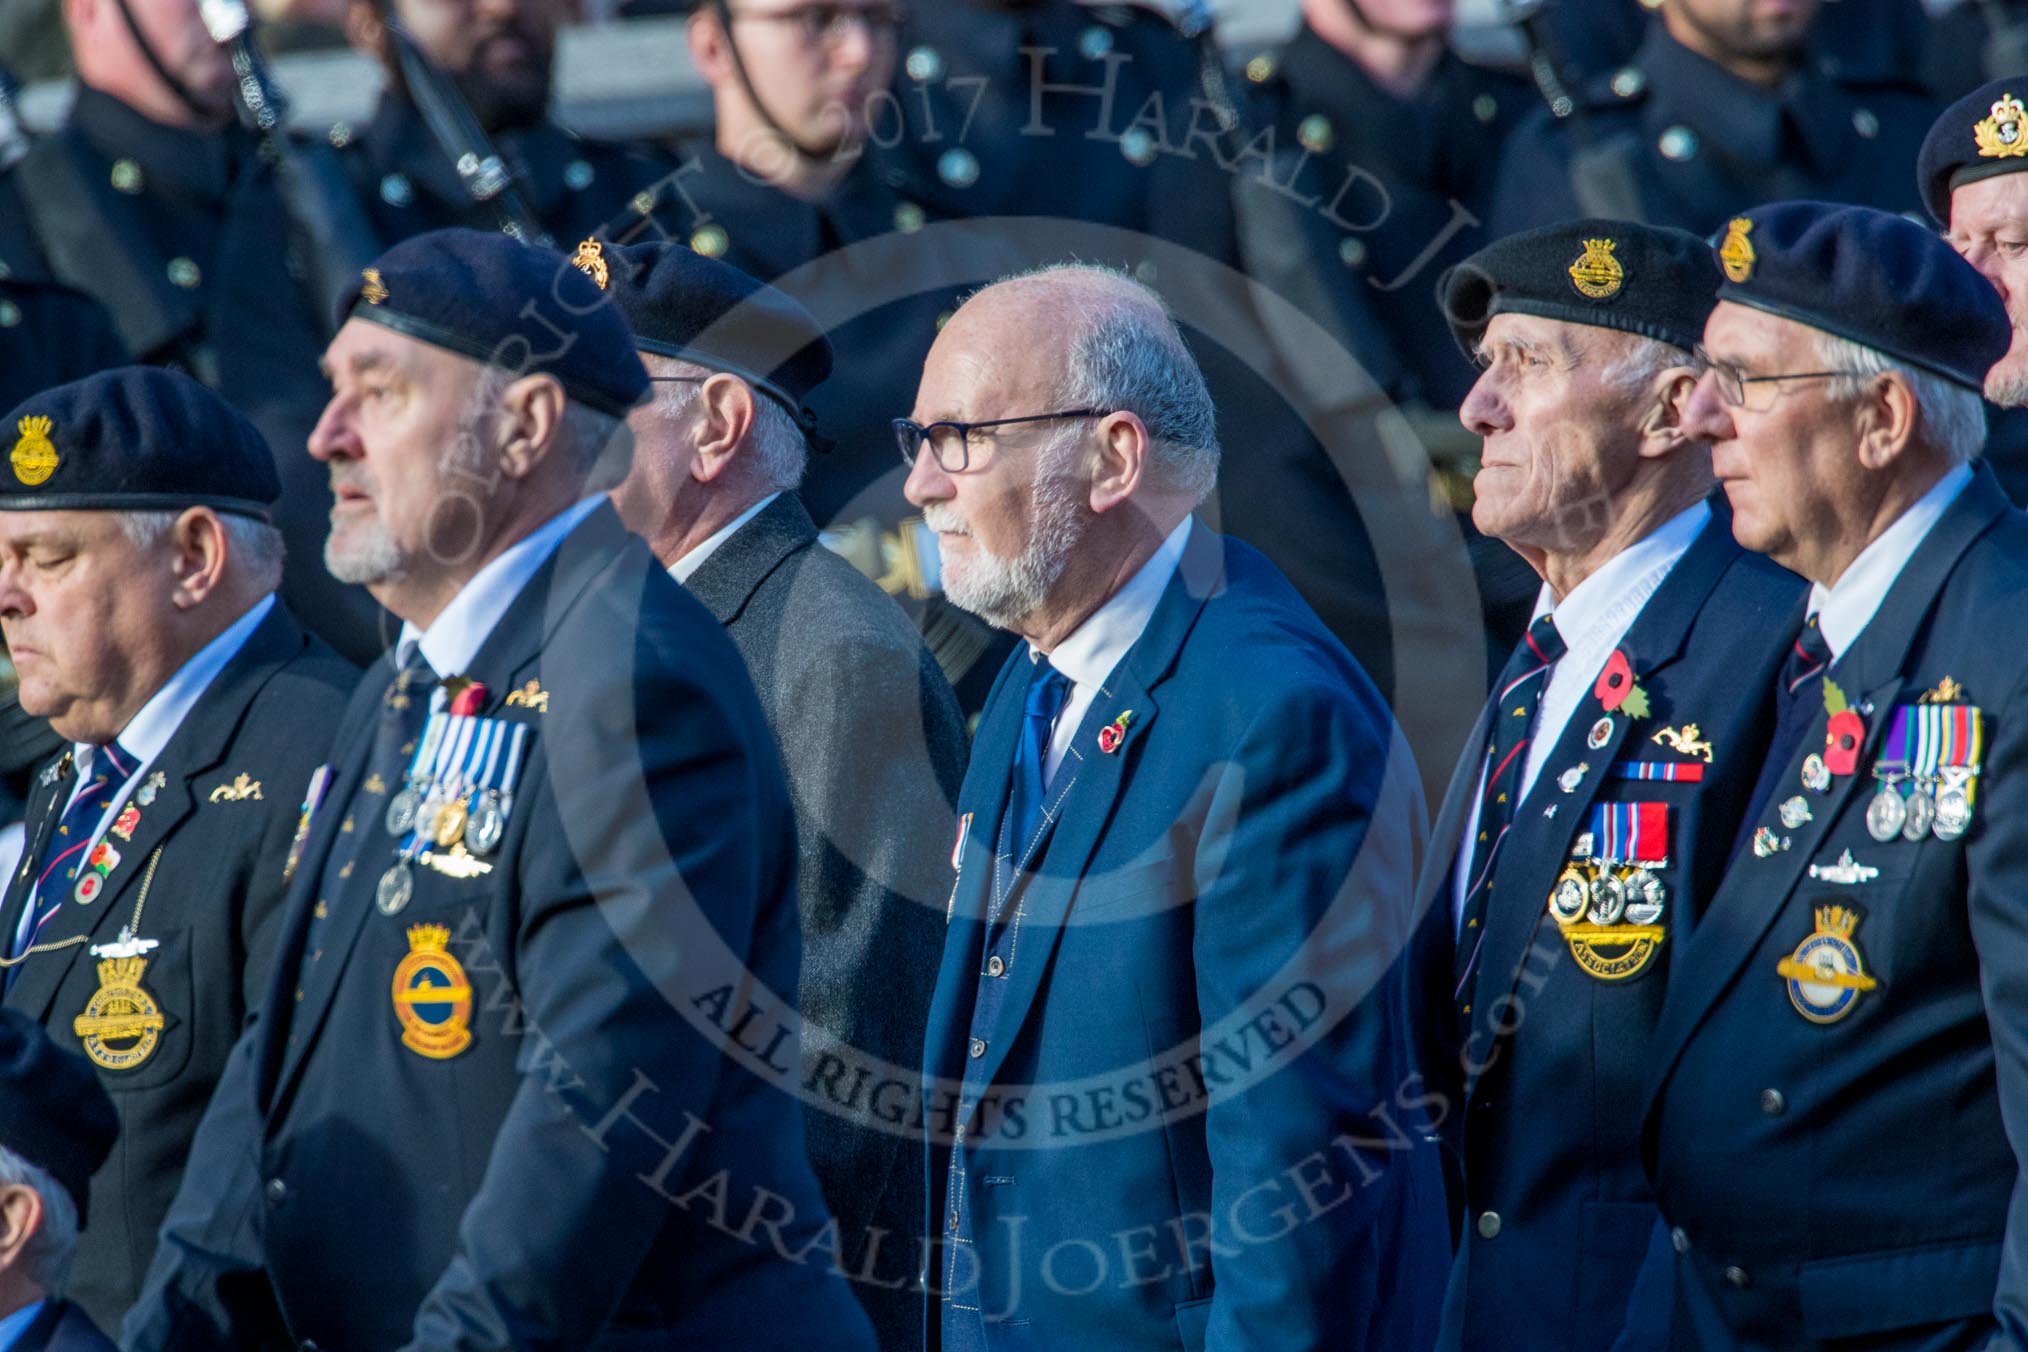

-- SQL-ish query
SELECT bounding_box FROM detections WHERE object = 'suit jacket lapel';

[1644,469,2010,1120]
[680,494,818,626]
[962,523,1221,1113]
[1463,521,1742,1091]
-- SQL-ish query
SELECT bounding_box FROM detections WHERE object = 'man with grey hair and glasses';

[1403,219,1801,1352]
[0,368,353,1332]
[597,238,966,1350]
[904,262,1441,1349]
[1641,202,2028,1349]
[0,1009,120,1352]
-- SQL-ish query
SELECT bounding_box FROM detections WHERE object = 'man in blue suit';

[902,263,1441,1351]
[1405,221,1804,1352]
[1645,203,2028,1349]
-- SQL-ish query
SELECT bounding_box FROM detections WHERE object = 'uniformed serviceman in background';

[1488,0,1939,237]
[128,229,876,1351]
[1919,74,2028,506]
[1642,202,2028,1349]
[333,0,672,247]
[0,280,126,415]
[0,367,355,1331]
[602,239,966,1349]
[1404,221,1802,1351]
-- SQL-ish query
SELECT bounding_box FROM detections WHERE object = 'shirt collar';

[1030,517,1193,688]
[75,593,275,773]
[397,496,604,679]
[1808,463,1972,660]
[1530,501,1711,641]
[669,493,780,584]
[1637,23,1800,170]
[0,1301,44,1352]
[71,84,245,205]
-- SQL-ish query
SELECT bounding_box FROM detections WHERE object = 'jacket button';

[265,1178,287,1205]
[1476,1211,1501,1239]
[1725,1265,1751,1288]
[968,1038,986,1059]
[986,956,1004,977]
[1760,1088,1786,1116]
[1671,1226,1690,1254]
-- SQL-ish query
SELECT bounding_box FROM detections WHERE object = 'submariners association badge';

[1776,905,1880,1024]
[392,923,473,1059]
[72,931,166,1071]
[1568,238,1625,300]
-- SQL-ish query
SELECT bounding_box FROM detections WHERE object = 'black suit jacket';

[1641,465,2028,1349]
[126,504,875,1352]
[0,603,354,1329]
[683,494,966,1350]
[11,1301,116,1352]
[1405,517,1802,1352]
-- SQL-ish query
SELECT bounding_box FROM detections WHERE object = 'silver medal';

[1550,870,1589,924]
[1588,872,1628,927]
[1934,778,1973,840]
[386,787,421,838]
[1901,785,1935,841]
[1622,869,1667,926]
[1865,785,1906,842]
[466,792,506,856]
[375,861,414,916]
[413,787,449,844]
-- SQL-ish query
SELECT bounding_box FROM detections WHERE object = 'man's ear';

[1854,371,1920,472]
[1636,366,1704,459]
[168,507,230,611]
[495,375,570,481]
[687,7,732,83]
[690,375,757,485]
[344,0,388,61]
[0,1183,44,1284]
[1088,411,1150,515]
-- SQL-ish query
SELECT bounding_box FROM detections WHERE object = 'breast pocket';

[73,926,195,1091]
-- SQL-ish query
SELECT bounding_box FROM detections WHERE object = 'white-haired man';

[905,263,1440,1350]
[1646,202,2028,1349]
[0,367,354,1330]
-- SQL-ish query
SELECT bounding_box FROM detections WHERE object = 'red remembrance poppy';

[1594,649,1635,712]
[1824,709,1865,776]
[450,682,489,718]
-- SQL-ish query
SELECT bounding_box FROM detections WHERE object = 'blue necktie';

[10,741,139,965]
[1733,614,1833,863]
[1006,659,1072,876]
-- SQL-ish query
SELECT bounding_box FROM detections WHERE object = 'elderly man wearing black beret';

[0,368,355,1332]
[1404,220,1803,1352]
[126,229,876,1352]
[0,1009,119,1352]
[593,238,964,1350]
[1636,201,2028,1350]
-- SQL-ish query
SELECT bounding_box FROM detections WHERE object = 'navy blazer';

[1405,516,1803,1352]
[920,523,1445,1351]
[125,505,875,1352]
[1640,465,2028,1350]
[10,1301,116,1352]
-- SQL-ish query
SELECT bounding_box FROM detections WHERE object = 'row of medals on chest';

[375,729,511,916]
[1779,747,1976,843]
[1551,834,1665,931]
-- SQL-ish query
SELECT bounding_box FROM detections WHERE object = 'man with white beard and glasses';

[904,264,1444,1350]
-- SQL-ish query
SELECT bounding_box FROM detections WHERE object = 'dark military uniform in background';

[333,90,672,248]
[1489,22,1939,238]
[0,278,127,413]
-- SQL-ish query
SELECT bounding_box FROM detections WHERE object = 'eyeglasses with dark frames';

[1693,344,1868,411]
[894,410,1111,473]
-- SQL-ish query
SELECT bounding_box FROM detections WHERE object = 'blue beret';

[1917,77,2028,226]
[1712,202,2010,391]
[338,229,649,419]
[586,239,833,435]
[0,1008,117,1222]
[0,366,279,520]
[1444,220,1719,358]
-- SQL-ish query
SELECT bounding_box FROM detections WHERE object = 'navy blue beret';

[1712,202,2010,391]
[1444,219,1720,358]
[0,366,279,520]
[338,229,650,419]
[587,239,832,431]
[1917,77,2028,226]
[0,1008,117,1222]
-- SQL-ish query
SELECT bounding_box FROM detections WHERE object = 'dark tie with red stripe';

[1454,614,1566,1023]
[1733,614,1834,862]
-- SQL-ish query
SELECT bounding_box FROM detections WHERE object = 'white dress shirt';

[1451,503,1709,930]
[395,495,605,706]
[0,1301,44,1351]
[1029,517,1193,784]
[1808,464,1971,662]
[668,493,780,584]
[10,592,276,957]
